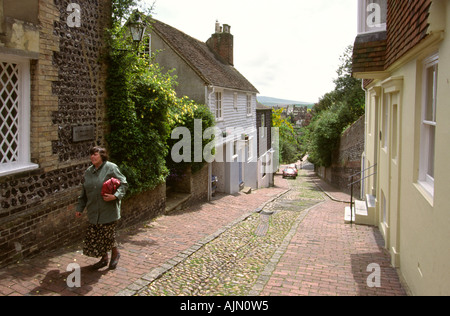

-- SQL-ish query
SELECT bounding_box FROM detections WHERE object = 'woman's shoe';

[91,258,108,270]
[109,253,121,270]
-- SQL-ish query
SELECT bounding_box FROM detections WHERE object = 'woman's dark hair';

[89,146,108,162]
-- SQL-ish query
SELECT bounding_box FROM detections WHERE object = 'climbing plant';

[105,1,215,196]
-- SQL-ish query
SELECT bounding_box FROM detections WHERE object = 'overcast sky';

[142,0,358,103]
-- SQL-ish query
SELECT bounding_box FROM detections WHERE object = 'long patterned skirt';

[83,222,118,258]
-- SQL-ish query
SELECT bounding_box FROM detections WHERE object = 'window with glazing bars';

[0,61,20,165]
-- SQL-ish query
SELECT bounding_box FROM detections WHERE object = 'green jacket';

[76,161,128,225]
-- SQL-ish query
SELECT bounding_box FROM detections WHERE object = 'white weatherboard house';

[149,19,264,194]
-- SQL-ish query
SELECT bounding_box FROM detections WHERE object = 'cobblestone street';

[136,174,323,296]
[0,166,407,296]
[128,165,406,296]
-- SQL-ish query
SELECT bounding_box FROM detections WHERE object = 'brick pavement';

[0,178,289,296]
[257,169,407,296]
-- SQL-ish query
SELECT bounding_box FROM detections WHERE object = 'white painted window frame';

[246,94,252,116]
[418,53,439,197]
[215,90,223,121]
[0,54,38,177]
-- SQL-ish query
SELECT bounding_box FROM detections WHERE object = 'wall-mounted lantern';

[127,10,147,47]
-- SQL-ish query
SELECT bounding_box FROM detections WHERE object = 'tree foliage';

[300,45,365,167]
[105,1,214,196]
[272,109,302,164]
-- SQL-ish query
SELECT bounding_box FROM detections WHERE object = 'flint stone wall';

[1,0,172,268]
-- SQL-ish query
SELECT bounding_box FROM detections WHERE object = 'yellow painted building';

[352,0,449,295]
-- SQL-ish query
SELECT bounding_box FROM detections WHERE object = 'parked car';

[282,167,297,179]
[288,163,298,171]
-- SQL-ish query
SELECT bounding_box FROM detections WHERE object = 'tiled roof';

[352,31,387,74]
[352,0,431,76]
[150,19,259,93]
[385,0,431,69]
[256,101,271,110]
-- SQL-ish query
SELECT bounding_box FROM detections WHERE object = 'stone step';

[344,206,355,224]
[165,193,191,214]
[241,187,252,194]
[344,198,376,226]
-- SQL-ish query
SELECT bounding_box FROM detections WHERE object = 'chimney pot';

[207,21,234,65]
[215,20,221,33]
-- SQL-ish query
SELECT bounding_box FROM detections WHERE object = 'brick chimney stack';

[207,20,234,65]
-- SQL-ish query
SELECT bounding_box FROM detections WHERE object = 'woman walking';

[76,147,128,270]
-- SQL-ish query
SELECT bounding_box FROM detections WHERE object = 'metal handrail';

[348,172,377,186]
[348,163,377,179]
[347,164,377,225]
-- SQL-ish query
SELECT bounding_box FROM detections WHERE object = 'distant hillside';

[257,96,314,108]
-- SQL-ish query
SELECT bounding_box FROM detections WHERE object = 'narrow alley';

[0,164,406,297]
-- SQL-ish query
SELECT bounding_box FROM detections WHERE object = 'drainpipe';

[206,85,215,201]
[361,80,368,200]
[207,85,215,107]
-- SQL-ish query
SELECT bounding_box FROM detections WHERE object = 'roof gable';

[150,19,259,94]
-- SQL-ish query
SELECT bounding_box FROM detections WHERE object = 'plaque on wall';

[73,126,95,142]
